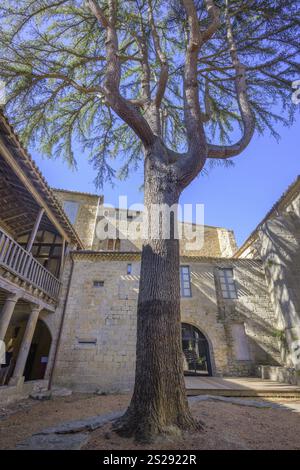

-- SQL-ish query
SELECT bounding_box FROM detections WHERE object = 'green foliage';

[272,329,287,348]
[0,0,299,187]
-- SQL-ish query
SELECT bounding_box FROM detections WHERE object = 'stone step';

[186,388,300,398]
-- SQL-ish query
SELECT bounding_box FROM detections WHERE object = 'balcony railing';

[0,228,61,300]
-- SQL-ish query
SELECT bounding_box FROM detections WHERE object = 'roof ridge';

[53,187,102,198]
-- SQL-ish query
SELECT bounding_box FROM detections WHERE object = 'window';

[127,263,132,275]
[218,268,237,299]
[93,280,104,287]
[231,324,251,360]
[180,266,192,297]
[63,200,80,225]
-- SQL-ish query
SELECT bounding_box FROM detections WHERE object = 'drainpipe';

[48,254,74,390]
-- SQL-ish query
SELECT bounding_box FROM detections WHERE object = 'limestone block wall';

[217,228,238,257]
[53,190,101,249]
[181,258,280,377]
[258,208,300,369]
[236,186,300,370]
[41,255,74,380]
[93,206,237,258]
[53,256,139,392]
[215,259,281,375]
[179,225,236,257]
[50,195,238,258]
[53,253,280,392]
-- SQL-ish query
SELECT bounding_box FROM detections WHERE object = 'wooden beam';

[0,137,72,244]
[2,212,26,222]
[59,238,66,280]
[26,207,45,252]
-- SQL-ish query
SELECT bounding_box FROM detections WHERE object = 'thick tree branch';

[88,0,155,146]
[148,0,169,107]
[131,29,151,102]
[176,0,207,187]
[201,0,221,43]
[208,0,255,159]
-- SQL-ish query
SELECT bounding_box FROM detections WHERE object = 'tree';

[0,0,299,441]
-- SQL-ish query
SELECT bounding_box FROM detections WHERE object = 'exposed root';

[112,409,202,443]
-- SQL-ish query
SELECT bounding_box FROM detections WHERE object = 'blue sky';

[31,119,299,247]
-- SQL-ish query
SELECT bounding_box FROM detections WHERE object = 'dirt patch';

[0,393,129,450]
[84,400,300,450]
[1,395,300,450]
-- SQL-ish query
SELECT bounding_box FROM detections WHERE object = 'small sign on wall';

[41,356,48,364]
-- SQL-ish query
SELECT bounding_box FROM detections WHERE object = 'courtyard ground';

[0,393,300,450]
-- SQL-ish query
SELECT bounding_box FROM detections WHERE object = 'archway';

[181,323,212,376]
[24,319,52,381]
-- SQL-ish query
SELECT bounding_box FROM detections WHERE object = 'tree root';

[112,409,203,443]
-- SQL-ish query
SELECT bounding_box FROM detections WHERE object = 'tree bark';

[114,141,199,442]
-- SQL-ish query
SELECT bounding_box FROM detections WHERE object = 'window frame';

[218,267,238,300]
[180,265,192,298]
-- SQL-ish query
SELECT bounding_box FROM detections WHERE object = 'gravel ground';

[0,393,128,450]
[1,394,300,450]
[84,399,300,450]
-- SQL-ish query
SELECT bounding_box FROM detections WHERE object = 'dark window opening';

[181,323,212,376]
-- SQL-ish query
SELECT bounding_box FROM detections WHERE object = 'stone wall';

[236,181,300,372]
[41,255,74,381]
[53,255,139,392]
[53,253,280,392]
[257,194,300,370]
[93,206,238,258]
[53,190,101,249]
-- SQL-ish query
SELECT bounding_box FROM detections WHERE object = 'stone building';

[0,112,82,404]
[0,110,299,403]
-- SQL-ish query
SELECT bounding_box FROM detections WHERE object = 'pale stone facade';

[1,109,299,402]
[236,177,300,383]
[53,189,102,250]
[52,252,280,392]
[49,184,299,393]
[0,112,82,404]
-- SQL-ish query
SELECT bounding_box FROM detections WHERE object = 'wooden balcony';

[0,228,61,300]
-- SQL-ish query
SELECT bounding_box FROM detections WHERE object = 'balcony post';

[59,238,66,281]
[0,293,19,342]
[26,207,45,252]
[10,304,42,384]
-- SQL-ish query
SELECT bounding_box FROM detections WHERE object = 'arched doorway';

[181,323,212,376]
[23,320,52,381]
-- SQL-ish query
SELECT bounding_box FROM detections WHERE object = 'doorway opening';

[24,320,52,381]
[181,323,212,376]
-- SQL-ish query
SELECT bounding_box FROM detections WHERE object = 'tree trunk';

[114,143,199,442]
